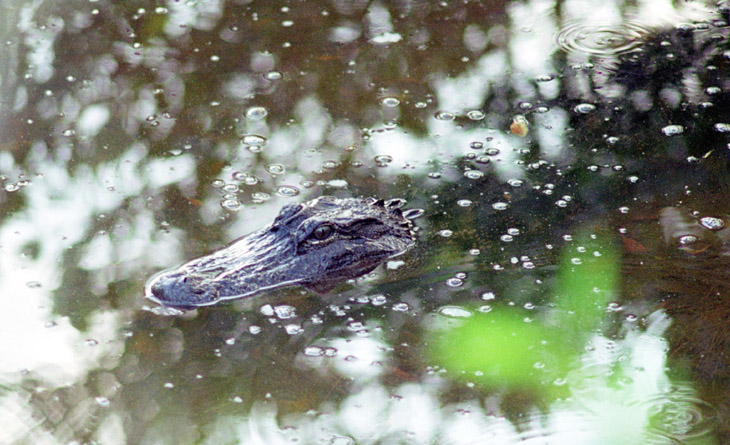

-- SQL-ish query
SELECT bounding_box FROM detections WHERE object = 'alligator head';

[145,196,421,308]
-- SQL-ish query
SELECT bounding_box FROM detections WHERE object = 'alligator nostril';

[150,280,167,299]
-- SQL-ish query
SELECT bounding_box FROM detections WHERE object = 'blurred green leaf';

[433,310,572,389]
[553,230,620,335]
[431,229,621,392]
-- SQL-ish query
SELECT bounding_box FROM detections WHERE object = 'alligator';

[145,196,422,308]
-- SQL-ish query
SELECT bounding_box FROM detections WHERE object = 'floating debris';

[510,115,529,137]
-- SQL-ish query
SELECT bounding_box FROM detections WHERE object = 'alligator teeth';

[402,208,424,220]
[385,198,406,209]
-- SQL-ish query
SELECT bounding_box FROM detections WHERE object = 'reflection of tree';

[3,0,513,325]
[6,0,730,442]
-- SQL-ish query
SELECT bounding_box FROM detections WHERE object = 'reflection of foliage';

[432,230,618,392]
[430,232,714,443]
[4,0,511,164]
[5,0,730,442]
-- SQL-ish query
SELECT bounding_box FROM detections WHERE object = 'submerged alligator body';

[146,196,421,308]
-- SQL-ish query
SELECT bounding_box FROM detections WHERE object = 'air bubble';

[221,199,242,211]
[714,123,730,133]
[285,324,303,335]
[392,302,410,312]
[303,346,324,357]
[466,110,485,120]
[464,170,483,179]
[371,295,387,306]
[574,103,596,114]
[374,155,393,166]
[274,305,296,319]
[439,306,472,318]
[265,71,283,80]
[276,185,300,197]
[221,183,239,193]
[662,125,684,136]
[379,97,400,107]
[700,216,724,230]
[246,106,268,120]
[242,134,267,147]
[266,164,285,175]
[252,192,271,202]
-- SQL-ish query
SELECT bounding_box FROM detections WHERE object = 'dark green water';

[1,0,730,443]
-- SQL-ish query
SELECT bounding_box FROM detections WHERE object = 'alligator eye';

[313,225,333,241]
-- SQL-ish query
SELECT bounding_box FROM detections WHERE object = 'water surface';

[1,0,729,443]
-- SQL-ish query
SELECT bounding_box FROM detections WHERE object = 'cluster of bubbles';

[3,178,31,192]
[433,109,486,121]
[241,134,267,152]
[212,170,302,211]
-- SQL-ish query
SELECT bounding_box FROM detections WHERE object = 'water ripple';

[556,22,652,56]
[638,391,718,442]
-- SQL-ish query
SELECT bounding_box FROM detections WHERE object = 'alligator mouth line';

[145,196,421,308]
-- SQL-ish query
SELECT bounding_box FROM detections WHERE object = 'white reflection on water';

[164,0,223,36]
[198,310,709,444]
[0,148,196,442]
